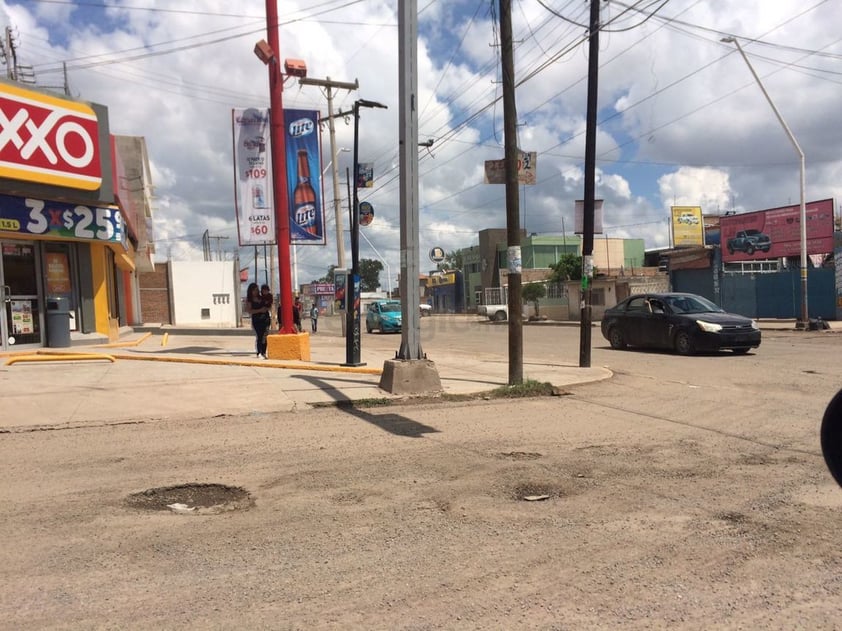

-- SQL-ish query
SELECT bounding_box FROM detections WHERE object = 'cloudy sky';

[3,0,841,289]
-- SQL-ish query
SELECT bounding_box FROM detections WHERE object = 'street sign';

[359,201,374,227]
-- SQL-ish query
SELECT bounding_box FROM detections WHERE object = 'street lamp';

[722,36,808,329]
[344,98,387,366]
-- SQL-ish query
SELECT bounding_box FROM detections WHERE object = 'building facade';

[0,81,154,350]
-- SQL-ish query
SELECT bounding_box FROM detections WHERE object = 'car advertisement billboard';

[720,198,835,262]
[671,206,704,247]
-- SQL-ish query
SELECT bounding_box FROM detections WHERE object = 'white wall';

[170,261,239,327]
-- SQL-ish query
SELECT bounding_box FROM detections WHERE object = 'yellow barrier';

[6,353,115,366]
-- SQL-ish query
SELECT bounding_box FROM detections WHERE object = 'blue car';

[366,300,402,333]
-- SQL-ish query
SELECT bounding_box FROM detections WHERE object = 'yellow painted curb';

[6,353,115,365]
[109,352,382,374]
[96,331,153,348]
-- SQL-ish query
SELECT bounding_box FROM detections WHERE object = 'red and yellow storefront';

[0,80,150,350]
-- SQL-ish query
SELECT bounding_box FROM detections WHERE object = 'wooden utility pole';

[579,0,600,368]
[499,0,523,385]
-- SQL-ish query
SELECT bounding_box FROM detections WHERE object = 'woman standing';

[245,282,270,358]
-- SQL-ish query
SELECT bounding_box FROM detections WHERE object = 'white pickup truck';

[478,303,509,321]
[478,287,510,321]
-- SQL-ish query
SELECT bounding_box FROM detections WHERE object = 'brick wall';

[138,261,172,324]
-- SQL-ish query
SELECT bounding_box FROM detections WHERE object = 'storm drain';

[126,483,254,515]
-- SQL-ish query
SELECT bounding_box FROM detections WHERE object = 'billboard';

[720,198,835,262]
[284,109,325,245]
[232,108,275,247]
[671,206,704,247]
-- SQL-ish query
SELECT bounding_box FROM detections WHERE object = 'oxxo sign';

[0,83,102,191]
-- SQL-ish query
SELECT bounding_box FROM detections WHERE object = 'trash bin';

[46,296,71,348]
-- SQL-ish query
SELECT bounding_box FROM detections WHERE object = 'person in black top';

[293,297,303,332]
[246,282,270,358]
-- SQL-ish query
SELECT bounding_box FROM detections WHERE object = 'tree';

[548,253,582,283]
[316,265,337,284]
[359,258,384,292]
[521,283,546,318]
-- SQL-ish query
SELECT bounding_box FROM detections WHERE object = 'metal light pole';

[722,36,808,328]
[345,98,387,366]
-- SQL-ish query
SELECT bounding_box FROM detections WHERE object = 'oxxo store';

[0,81,136,351]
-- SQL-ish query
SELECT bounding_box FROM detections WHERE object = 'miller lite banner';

[232,107,275,247]
[284,109,325,245]
[0,82,102,191]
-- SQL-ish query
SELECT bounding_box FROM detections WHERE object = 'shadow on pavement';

[292,374,440,438]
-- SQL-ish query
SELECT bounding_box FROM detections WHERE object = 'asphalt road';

[2,320,841,629]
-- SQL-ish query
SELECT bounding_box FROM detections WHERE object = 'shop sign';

[0,83,102,190]
[0,192,123,244]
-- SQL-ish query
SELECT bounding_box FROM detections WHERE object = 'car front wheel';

[608,326,626,350]
[674,331,695,355]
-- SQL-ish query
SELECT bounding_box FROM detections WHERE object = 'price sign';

[0,193,124,244]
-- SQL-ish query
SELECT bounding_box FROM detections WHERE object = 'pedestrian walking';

[310,304,319,333]
[245,282,270,358]
[293,297,303,332]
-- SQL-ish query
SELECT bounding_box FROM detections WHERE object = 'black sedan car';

[600,292,761,355]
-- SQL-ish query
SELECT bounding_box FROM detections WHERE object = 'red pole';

[266,0,295,333]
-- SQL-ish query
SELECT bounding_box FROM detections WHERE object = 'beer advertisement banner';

[671,206,704,247]
[284,109,325,245]
[232,108,275,246]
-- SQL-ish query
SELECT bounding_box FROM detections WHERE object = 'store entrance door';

[0,241,42,351]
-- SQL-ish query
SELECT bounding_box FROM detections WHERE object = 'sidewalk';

[0,317,612,431]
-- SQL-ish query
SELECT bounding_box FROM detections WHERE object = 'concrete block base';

[379,358,442,395]
[267,332,311,361]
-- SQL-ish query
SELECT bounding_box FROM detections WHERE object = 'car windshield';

[663,295,724,314]
[380,302,401,313]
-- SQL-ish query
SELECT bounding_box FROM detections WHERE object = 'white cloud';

[3,0,840,289]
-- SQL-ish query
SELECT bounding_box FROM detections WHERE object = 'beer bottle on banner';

[293,150,318,236]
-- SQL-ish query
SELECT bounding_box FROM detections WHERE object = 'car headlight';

[696,320,722,333]
[750,319,759,330]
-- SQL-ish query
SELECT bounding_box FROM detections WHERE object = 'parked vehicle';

[727,229,772,255]
[478,286,509,321]
[420,303,432,317]
[366,300,402,333]
[478,303,508,321]
[600,292,761,355]
[821,389,842,488]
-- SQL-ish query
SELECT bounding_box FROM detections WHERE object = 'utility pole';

[579,0,600,368]
[262,0,295,334]
[298,76,359,270]
[499,0,523,385]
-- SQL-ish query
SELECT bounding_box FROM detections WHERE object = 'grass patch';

[310,379,568,409]
[486,379,559,398]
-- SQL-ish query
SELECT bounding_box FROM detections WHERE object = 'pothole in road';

[510,481,566,502]
[498,451,543,461]
[126,483,254,515]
